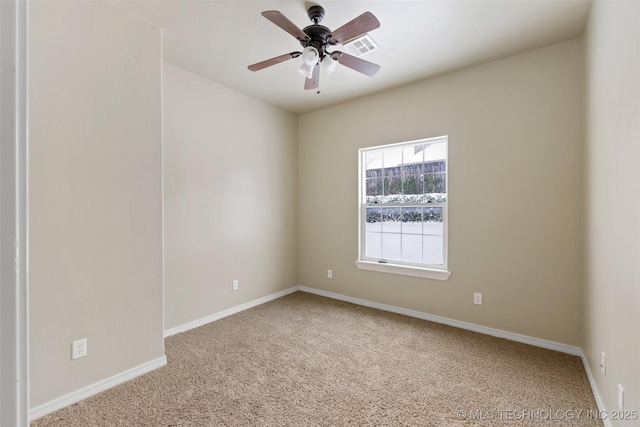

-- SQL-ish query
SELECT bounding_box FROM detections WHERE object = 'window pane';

[383,148,402,168]
[423,207,443,232]
[381,207,401,233]
[402,144,424,166]
[401,207,422,234]
[366,178,382,197]
[383,175,402,196]
[364,151,382,170]
[402,174,423,195]
[365,208,381,232]
[424,142,446,162]
[436,172,447,193]
[423,235,444,265]
[366,232,381,259]
[401,234,422,263]
[383,148,402,196]
[423,220,443,236]
[424,172,446,194]
[382,233,401,261]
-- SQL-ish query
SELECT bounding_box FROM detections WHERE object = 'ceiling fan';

[247,5,381,90]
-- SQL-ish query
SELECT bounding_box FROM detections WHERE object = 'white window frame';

[355,136,451,281]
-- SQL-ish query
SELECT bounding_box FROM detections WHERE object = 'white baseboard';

[164,286,299,338]
[579,350,612,427]
[29,355,167,421]
[298,286,582,355]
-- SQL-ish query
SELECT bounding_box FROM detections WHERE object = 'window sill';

[355,260,451,281]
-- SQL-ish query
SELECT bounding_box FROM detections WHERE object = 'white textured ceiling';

[112,0,592,114]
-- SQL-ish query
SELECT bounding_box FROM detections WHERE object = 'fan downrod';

[307,5,325,24]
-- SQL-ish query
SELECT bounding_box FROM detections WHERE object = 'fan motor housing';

[301,25,332,57]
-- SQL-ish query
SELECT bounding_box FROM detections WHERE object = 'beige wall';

[299,40,584,345]
[29,1,163,407]
[163,62,298,330]
[583,0,640,418]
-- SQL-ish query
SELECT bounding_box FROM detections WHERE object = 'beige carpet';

[31,292,601,426]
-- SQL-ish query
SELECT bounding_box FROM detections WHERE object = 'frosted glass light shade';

[321,55,337,74]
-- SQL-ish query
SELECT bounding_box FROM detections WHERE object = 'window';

[356,136,450,280]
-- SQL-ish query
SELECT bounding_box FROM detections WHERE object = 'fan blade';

[248,52,301,72]
[262,11,309,41]
[304,63,320,90]
[329,12,380,44]
[333,52,380,77]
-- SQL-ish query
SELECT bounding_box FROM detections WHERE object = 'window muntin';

[360,137,447,270]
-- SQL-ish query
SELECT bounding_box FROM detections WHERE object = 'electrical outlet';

[473,293,482,305]
[72,338,87,360]
[232,280,239,291]
[600,352,606,375]
[327,269,332,279]
[618,384,624,411]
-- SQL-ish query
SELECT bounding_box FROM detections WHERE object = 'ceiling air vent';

[343,34,379,57]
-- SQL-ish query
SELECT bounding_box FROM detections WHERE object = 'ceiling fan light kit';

[248,5,381,90]
[298,46,319,78]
